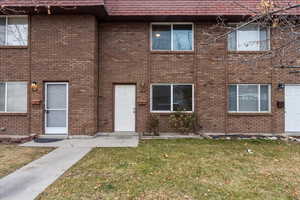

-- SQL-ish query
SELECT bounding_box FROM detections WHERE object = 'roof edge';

[0,1,105,7]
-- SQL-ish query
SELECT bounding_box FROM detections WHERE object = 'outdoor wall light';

[31,81,38,92]
[277,83,285,90]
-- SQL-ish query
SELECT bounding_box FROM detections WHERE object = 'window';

[228,24,270,51]
[0,16,28,46]
[0,82,27,113]
[151,84,194,112]
[151,23,193,51]
[228,84,270,113]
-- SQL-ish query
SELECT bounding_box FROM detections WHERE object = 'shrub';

[169,111,198,134]
[147,114,160,136]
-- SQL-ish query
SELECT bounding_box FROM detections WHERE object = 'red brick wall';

[226,28,300,134]
[99,23,228,133]
[196,23,227,133]
[0,15,99,136]
[2,18,300,136]
[99,22,300,135]
[0,47,30,135]
[226,44,274,134]
[99,23,149,132]
[30,15,98,135]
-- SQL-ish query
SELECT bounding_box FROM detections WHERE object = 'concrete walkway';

[0,147,91,200]
[21,132,139,148]
[0,132,139,200]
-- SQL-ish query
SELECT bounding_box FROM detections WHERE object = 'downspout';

[28,15,32,135]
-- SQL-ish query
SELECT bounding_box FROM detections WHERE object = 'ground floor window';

[229,84,271,113]
[151,84,194,112]
[0,82,27,113]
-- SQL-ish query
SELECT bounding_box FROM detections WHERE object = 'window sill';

[0,46,28,49]
[150,50,194,54]
[228,112,272,116]
[0,112,28,116]
[227,50,271,54]
[151,111,194,115]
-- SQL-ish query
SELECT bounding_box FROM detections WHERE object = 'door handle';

[45,110,49,114]
[133,108,136,114]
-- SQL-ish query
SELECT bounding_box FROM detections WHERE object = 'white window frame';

[0,82,28,113]
[228,84,271,113]
[150,22,194,51]
[150,83,194,113]
[0,15,29,46]
[229,23,271,51]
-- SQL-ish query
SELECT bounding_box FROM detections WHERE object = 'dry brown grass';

[0,144,53,178]
[38,139,300,200]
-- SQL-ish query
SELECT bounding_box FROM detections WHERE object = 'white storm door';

[45,82,68,135]
[285,85,300,133]
[114,85,136,132]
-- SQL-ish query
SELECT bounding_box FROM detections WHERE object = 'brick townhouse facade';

[0,0,300,136]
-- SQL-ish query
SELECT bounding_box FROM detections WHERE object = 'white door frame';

[285,84,300,135]
[114,84,136,132]
[45,82,69,135]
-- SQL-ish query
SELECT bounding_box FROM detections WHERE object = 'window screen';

[228,84,270,112]
[0,16,28,46]
[228,24,270,51]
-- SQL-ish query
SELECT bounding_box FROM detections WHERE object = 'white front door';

[114,85,136,132]
[45,82,68,135]
[285,85,300,133]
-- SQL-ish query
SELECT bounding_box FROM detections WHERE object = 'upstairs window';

[151,23,193,51]
[0,82,27,113]
[228,24,270,51]
[0,16,28,46]
[151,84,194,112]
[229,84,270,113]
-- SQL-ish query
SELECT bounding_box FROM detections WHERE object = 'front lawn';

[0,144,53,178]
[38,139,300,200]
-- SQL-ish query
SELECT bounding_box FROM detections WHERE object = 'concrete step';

[0,134,36,144]
[96,132,139,137]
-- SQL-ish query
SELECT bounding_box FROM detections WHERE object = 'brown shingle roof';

[0,0,299,16]
[104,0,300,16]
[0,0,104,7]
